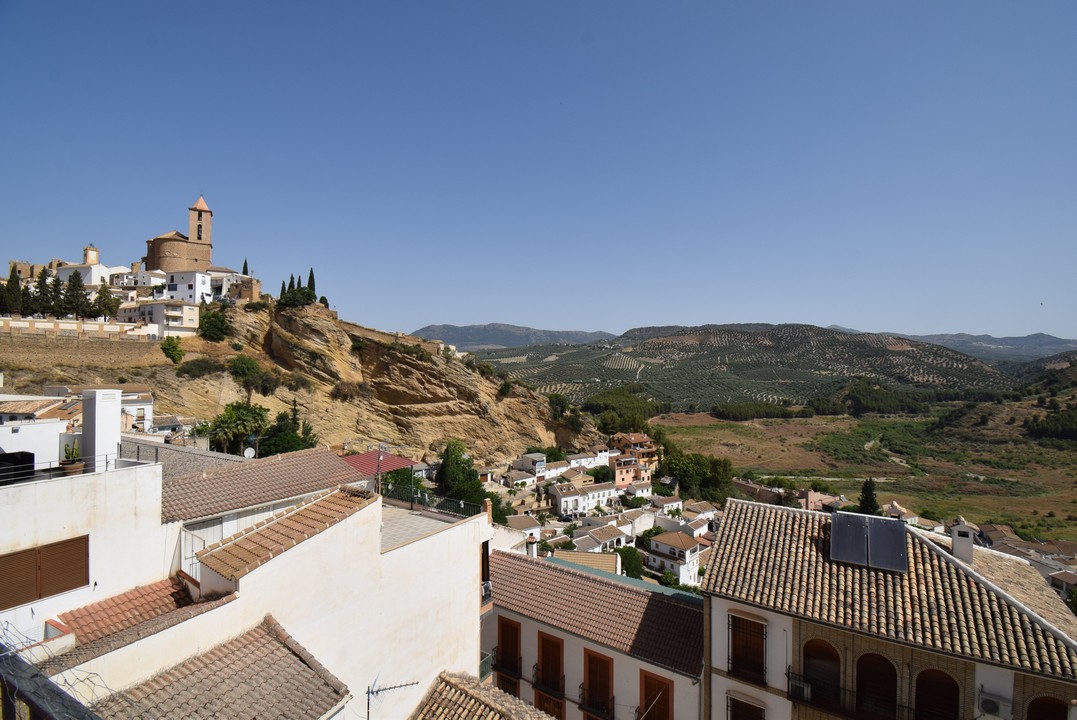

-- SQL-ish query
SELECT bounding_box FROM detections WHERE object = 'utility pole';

[366,440,417,505]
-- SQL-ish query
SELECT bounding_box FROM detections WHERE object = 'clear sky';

[1,2,1074,338]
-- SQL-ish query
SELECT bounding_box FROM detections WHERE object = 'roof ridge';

[909,526,1077,651]
[200,487,339,556]
[263,615,348,695]
[726,496,815,517]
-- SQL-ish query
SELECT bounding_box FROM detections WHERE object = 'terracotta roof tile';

[341,449,416,478]
[198,487,374,580]
[58,577,192,645]
[162,447,365,522]
[490,551,703,676]
[92,616,346,720]
[702,499,1077,680]
[410,673,555,720]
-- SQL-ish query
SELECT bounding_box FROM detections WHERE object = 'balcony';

[479,651,493,682]
[532,663,564,698]
[578,684,614,720]
[786,671,915,720]
[491,646,521,677]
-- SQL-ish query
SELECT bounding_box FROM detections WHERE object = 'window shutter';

[39,536,89,598]
[0,548,37,611]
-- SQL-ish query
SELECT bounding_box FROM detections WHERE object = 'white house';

[483,550,702,720]
[550,482,619,518]
[117,299,199,337]
[44,384,155,433]
[650,495,683,516]
[513,453,547,477]
[645,531,703,585]
[156,270,213,305]
[701,500,1077,720]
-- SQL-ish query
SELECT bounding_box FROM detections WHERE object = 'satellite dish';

[243,447,256,459]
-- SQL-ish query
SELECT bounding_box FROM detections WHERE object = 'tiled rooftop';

[161,447,365,522]
[653,531,698,550]
[58,577,192,644]
[91,616,347,720]
[703,499,1077,680]
[198,487,375,580]
[491,551,703,676]
[410,672,555,719]
[341,449,416,478]
[587,525,627,543]
[121,436,246,483]
[550,549,620,575]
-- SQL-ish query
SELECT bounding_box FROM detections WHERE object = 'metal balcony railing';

[491,646,521,677]
[532,663,564,697]
[578,683,614,719]
[786,670,916,720]
[479,651,493,682]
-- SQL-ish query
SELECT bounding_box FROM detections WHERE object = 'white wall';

[0,419,65,466]
[0,460,170,641]
[482,608,701,720]
[709,599,794,720]
[975,663,1015,717]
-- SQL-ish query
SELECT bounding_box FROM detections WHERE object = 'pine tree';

[4,266,21,313]
[93,282,120,320]
[62,270,91,319]
[288,275,295,292]
[35,267,53,316]
[307,268,315,293]
[857,478,881,516]
[48,273,64,316]
[242,258,249,275]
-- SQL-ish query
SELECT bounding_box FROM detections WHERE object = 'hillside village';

[4,202,1077,719]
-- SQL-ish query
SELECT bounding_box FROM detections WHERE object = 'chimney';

[950,516,974,564]
[526,536,539,558]
[82,389,121,473]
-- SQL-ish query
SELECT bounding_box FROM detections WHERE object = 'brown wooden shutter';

[0,548,37,611]
[39,536,89,598]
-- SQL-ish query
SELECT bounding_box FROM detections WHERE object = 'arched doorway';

[856,653,897,719]
[914,669,959,720]
[1027,696,1068,720]
[803,639,841,708]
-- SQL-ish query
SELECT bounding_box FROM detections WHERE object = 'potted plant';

[61,439,85,476]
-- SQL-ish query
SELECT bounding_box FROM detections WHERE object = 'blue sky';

[2,2,1074,338]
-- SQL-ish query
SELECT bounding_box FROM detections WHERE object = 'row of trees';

[199,399,318,457]
[278,268,328,308]
[0,267,119,320]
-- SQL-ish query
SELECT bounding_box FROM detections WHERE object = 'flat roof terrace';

[380,499,466,552]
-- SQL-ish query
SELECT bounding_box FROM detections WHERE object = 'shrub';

[498,380,514,397]
[228,355,260,380]
[160,337,184,364]
[331,381,363,401]
[285,372,313,392]
[199,309,231,342]
[243,301,268,312]
[350,338,365,354]
[231,342,244,351]
[177,358,225,378]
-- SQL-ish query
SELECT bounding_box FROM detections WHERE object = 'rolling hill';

[412,323,615,351]
[478,323,1013,409]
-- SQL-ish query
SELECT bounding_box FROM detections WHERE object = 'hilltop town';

[3,199,1077,719]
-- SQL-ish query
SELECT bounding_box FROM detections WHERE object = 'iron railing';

[0,452,125,485]
[578,683,614,719]
[479,651,494,682]
[381,482,483,517]
[532,663,564,697]
[786,670,916,720]
[491,646,521,677]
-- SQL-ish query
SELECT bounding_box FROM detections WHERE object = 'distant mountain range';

[826,326,1077,364]
[412,323,616,351]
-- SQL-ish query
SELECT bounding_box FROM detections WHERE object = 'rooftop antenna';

[366,676,418,719]
[367,440,418,504]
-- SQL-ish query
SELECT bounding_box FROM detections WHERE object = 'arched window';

[803,639,841,708]
[1027,696,1068,720]
[856,653,897,719]
[914,669,958,720]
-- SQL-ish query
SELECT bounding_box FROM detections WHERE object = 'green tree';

[548,394,570,419]
[242,258,249,275]
[258,400,318,457]
[35,267,54,316]
[857,477,881,516]
[228,354,260,381]
[92,282,120,319]
[3,266,20,314]
[280,280,286,297]
[207,401,270,455]
[199,307,232,341]
[62,270,92,318]
[288,275,295,292]
[160,336,184,363]
[20,286,36,316]
[615,546,644,579]
[587,465,613,484]
[435,438,485,505]
[307,268,315,293]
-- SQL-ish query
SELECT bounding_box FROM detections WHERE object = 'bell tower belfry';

[188,196,212,249]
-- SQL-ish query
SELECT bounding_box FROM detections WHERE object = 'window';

[197,211,203,221]
[639,671,673,720]
[197,224,203,240]
[1027,697,1068,720]
[496,616,521,678]
[914,669,958,720]
[802,639,841,709]
[727,696,765,720]
[535,632,564,697]
[581,649,613,719]
[728,614,767,686]
[856,653,897,719]
[0,536,89,611]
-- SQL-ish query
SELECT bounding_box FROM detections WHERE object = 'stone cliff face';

[0,303,600,466]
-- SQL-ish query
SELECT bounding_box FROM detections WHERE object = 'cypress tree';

[307,268,315,293]
[242,258,249,275]
[857,478,881,516]
[288,275,295,292]
[35,267,53,316]
[280,280,286,297]
[4,266,21,313]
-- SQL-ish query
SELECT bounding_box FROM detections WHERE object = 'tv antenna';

[366,676,418,719]
[367,440,417,496]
